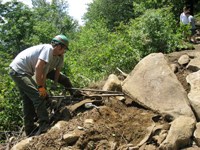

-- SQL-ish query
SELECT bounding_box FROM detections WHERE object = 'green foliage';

[64,20,110,87]
[0,0,78,57]
[27,1,78,47]
[127,7,184,57]
[84,0,134,30]
[84,0,188,31]
[0,51,22,142]
[0,1,35,55]
[64,19,140,87]
[65,7,186,87]
[133,0,185,17]
[0,87,22,131]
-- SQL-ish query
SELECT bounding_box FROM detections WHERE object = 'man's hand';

[38,87,48,98]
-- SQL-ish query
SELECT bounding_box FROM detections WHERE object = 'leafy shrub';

[64,20,140,87]
[127,7,185,57]
[0,51,23,142]
[64,7,186,88]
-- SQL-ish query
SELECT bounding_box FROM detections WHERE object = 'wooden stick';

[116,67,128,77]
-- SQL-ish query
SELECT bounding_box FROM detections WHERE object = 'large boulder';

[122,53,195,119]
[186,71,200,121]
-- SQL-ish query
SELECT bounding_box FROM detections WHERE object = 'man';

[9,34,74,136]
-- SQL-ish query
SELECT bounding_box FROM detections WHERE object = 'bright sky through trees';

[2,0,93,25]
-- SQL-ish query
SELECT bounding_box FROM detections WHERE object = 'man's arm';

[35,59,47,87]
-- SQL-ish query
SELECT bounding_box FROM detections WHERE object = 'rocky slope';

[3,43,200,150]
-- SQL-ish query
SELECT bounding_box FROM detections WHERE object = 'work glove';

[38,87,48,98]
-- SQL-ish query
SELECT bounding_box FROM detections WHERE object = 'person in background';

[180,6,190,25]
[180,6,198,43]
[9,35,75,136]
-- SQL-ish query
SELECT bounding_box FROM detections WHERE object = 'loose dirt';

[23,95,158,149]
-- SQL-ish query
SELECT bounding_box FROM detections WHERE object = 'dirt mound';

[23,97,158,149]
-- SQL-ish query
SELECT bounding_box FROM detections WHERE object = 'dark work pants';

[9,69,49,135]
[9,69,73,135]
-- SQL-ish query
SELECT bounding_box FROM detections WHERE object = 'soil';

[20,95,158,150]
[2,43,200,150]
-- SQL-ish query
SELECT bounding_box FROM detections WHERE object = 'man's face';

[53,44,67,56]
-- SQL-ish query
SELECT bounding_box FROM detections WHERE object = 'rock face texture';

[122,53,194,119]
[186,71,200,121]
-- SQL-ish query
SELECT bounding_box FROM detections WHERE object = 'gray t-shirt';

[10,44,63,76]
[49,55,64,72]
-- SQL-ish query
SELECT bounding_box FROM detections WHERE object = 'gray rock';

[178,54,190,65]
[122,53,195,119]
[159,116,196,150]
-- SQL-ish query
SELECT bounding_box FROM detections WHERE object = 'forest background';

[0,0,200,142]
